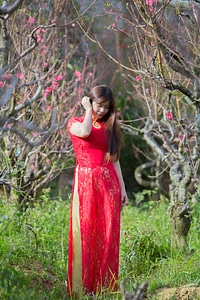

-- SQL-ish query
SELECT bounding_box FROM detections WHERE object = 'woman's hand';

[112,160,128,208]
[82,96,92,111]
[69,97,92,138]
[121,188,128,207]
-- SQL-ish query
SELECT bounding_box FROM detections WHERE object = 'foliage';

[0,194,200,299]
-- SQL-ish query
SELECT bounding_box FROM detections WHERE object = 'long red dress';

[67,116,121,296]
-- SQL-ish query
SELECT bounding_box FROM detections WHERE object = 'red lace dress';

[67,116,121,295]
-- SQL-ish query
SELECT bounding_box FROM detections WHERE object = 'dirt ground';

[154,285,200,299]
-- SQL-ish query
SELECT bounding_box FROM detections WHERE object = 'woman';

[67,85,128,297]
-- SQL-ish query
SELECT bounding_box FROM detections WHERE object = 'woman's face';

[92,98,110,120]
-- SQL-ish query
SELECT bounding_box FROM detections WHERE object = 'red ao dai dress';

[67,116,121,295]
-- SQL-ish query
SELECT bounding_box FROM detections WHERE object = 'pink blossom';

[88,72,93,77]
[146,0,153,5]
[178,133,185,140]
[36,28,45,34]
[16,73,25,80]
[52,81,58,90]
[151,41,155,46]
[46,158,51,164]
[72,23,75,27]
[112,23,115,28]
[2,74,12,80]
[74,70,81,77]
[116,112,121,117]
[125,105,130,110]
[44,62,48,68]
[7,123,13,129]
[145,88,149,93]
[36,35,42,43]
[61,92,66,97]
[28,17,35,23]
[54,74,63,81]
[146,0,157,6]
[45,105,51,111]
[32,132,38,137]
[136,75,141,81]
[31,164,35,170]
[0,81,4,87]
[45,86,53,93]
[69,108,75,114]
[184,147,189,152]
[166,111,173,121]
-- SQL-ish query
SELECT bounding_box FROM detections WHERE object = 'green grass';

[0,193,200,299]
[120,200,200,298]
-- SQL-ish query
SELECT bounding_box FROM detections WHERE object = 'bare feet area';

[154,285,200,299]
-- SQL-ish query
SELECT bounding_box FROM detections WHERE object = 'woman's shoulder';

[68,115,83,122]
[67,115,84,130]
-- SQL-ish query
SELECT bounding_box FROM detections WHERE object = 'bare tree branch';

[0,0,24,19]
[0,75,18,107]
[14,74,43,112]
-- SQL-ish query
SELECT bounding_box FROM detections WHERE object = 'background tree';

[0,0,95,206]
[72,0,200,251]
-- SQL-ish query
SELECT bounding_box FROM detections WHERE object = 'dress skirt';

[67,162,121,296]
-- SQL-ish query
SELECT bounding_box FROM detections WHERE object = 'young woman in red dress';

[67,85,128,298]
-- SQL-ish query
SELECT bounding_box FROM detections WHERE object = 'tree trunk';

[168,163,192,252]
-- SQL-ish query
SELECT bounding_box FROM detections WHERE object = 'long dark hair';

[88,85,122,161]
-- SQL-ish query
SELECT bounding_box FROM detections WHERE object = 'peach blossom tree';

[0,0,95,205]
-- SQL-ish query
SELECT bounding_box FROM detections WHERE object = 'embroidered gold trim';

[92,118,101,129]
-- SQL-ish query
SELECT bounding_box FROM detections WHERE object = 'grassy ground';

[0,191,200,299]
